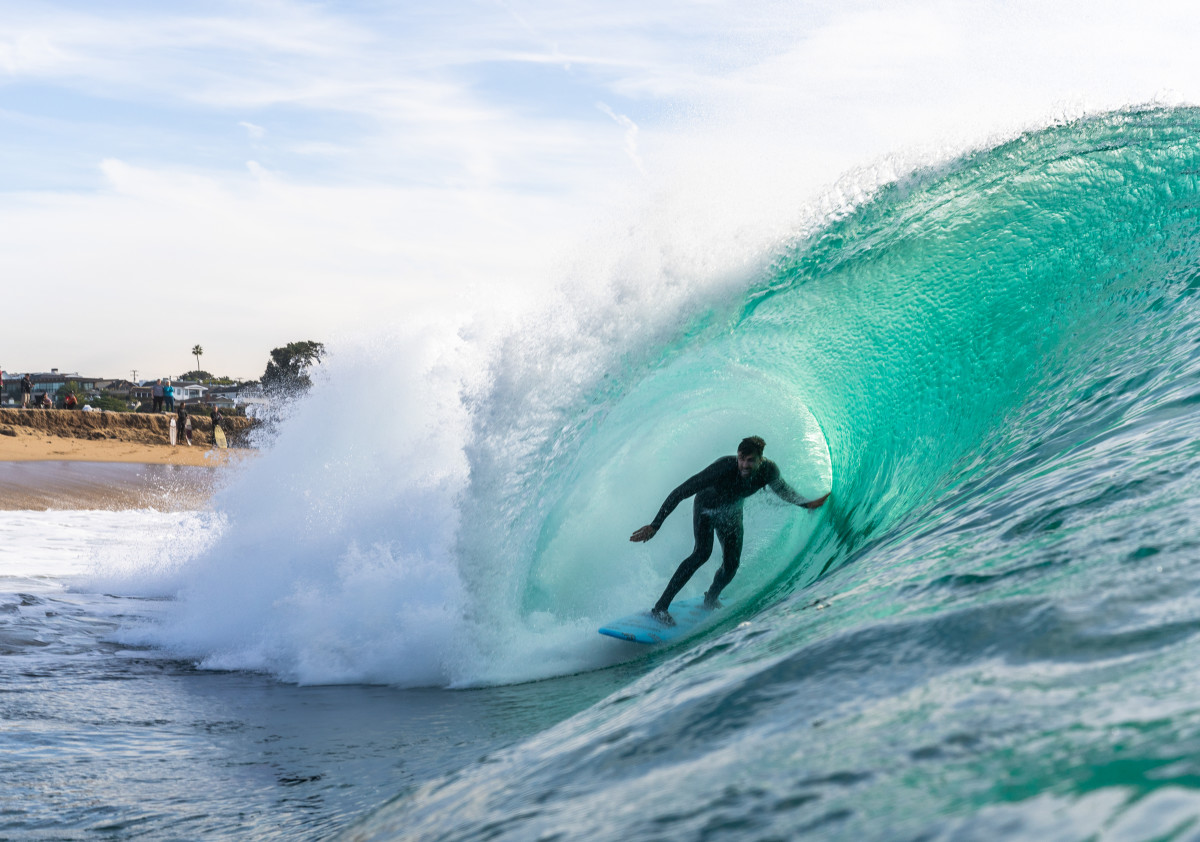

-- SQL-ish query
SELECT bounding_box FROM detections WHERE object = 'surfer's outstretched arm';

[769,473,830,510]
[630,458,728,543]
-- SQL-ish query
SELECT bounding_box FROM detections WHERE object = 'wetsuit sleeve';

[765,462,810,507]
[649,458,729,530]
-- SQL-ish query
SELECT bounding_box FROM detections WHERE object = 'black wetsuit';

[651,456,808,613]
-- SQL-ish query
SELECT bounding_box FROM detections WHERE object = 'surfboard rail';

[599,597,718,645]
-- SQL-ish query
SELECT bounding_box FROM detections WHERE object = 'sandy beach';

[0,426,248,510]
[0,428,238,466]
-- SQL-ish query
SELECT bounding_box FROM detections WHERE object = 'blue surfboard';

[598,597,719,645]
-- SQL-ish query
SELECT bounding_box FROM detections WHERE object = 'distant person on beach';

[63,392,78,410]
[21,375,32,408]
[164,380,175,411]
[629,435,830,626]
[40,392,52,409]
[152,379,164,412]
[177,406,192,446]
[211,407,224,436]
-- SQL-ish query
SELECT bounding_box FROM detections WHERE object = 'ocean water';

[7,107,1200,840]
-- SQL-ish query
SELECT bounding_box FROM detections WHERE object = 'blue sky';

[1,0,1198,379]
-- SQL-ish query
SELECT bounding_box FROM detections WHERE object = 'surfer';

[630,436,829,625]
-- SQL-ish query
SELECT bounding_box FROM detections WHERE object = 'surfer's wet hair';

[738,436,766,457]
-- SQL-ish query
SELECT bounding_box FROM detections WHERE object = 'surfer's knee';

[690,533,715,563]
[683,545,713,571]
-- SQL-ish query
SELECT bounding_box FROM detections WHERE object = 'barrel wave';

[339,107,1200,840]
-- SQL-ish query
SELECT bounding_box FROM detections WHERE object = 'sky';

[2,0,1199,380]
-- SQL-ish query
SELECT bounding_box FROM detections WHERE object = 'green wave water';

[774,106,1200,554]
[348,107,1200,839]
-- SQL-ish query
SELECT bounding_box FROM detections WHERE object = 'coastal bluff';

[0,407,254,448]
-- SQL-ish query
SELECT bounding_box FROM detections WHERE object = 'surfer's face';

[737,452,762,477]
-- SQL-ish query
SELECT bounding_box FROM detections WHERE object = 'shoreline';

[0,430,245,467]
[0,460,223,511]
[0,428,251,510]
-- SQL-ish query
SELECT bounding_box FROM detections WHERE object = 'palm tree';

[192,344,204,375]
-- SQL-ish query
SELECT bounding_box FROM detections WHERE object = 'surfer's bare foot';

[703,594,723,610]
[651,608,675,626]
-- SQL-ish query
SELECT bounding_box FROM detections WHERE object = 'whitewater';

[7,106,1200,839]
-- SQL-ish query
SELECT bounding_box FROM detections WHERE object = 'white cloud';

[596,101,644,174]
[1,0,1200,376]
[0,30,68,75]
[0,154,600,376]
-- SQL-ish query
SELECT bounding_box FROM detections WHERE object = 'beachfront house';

[129,381,208,407]
[2,370,102,405]
[173,383,208,403]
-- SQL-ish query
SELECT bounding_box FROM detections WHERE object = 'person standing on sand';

[177,405,192,446]
[163,380,175,412]
[152,379,164,413]
[21,374,32,408]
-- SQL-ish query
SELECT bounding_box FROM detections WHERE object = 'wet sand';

[0,434,246,510]
[0,461,223,511]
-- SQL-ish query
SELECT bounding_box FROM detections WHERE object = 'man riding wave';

[630,436,829,625]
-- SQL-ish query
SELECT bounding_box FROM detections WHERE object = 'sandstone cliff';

[0,408,255,447]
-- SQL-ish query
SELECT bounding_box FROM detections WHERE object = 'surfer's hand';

[630,525,658,542]
[802,493,830,510]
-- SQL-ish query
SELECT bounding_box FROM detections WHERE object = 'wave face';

[334,107,1200,838]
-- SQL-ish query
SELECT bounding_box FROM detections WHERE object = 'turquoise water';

[343,108,1200,839]
[8,107,1200,839]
